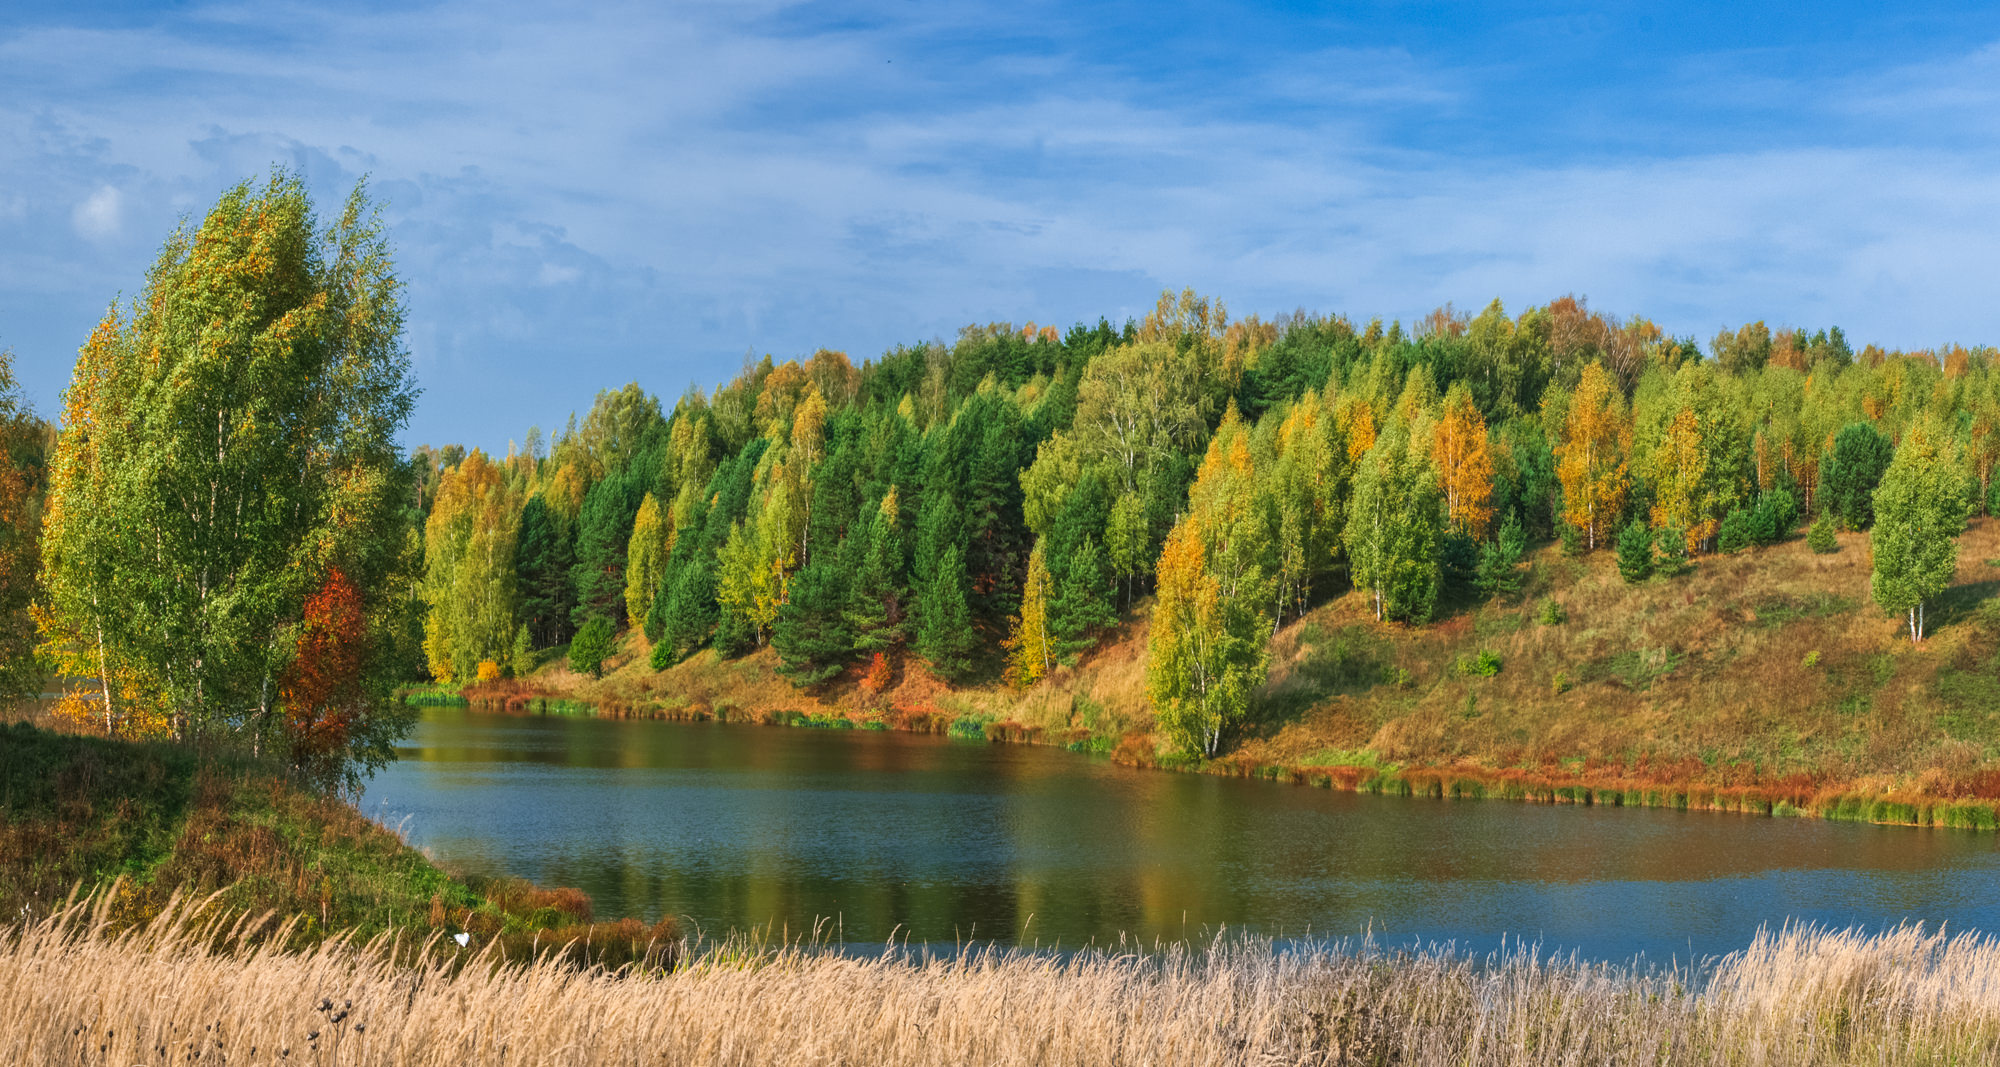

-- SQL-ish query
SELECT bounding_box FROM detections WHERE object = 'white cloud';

[71,185,122,241]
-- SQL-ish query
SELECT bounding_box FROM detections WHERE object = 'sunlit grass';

[9,890,2000,1065]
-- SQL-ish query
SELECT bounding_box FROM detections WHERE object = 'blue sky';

[6,1,2000,448]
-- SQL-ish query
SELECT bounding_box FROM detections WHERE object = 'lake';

[364,706,2000,961]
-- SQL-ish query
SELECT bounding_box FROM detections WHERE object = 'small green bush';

[1803,650,1820,669]
[1475,512,1528,597]
[1458,649,1502,677]
[567,616,614,678]
[1808,513,1838,553]
[1551,670,1572,695]
[1538,597,1567,625]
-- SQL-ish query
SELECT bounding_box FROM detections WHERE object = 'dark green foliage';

[1809,512,1839,554]
[773,541,859,685]
[1496,417,1558,538]
[1537,597,1566,625]
[514,496,575,647]
[1758,488,1798,542]
[916,544,980,680]
[570,467,648,628]
[1050,535,1118,660]
[1819,422,1893,530]
[568,616,615,678]
[1716,508,1753,553]
[1441,529,1479,596]
[846,503,907,654]
[1559,517,1585,557]
[1616,520,1654,583]
[1474,512,1527,597]
[1657,526,1692,575]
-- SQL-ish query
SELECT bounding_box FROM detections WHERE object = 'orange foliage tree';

[281,568,367,775]
[1431,385,1496,539]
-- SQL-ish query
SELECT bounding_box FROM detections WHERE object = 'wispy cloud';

[2,1,1999,446]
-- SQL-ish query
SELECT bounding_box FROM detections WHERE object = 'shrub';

[1551,670,1572,695]
[1559,520,1585,557]
[1808,513,1838,554]
[1656,525,1692,576]
[1615,520,1653,583]
[1761,488,1798,541]
[568,616,614,679]
[1458,649,1502,677]
[1538,597,1567,625]
[1716,508,1752,553]
[1803,650,1820,669]
[475,659,503,683]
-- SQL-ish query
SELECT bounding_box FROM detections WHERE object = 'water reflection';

[365,708,2000,959]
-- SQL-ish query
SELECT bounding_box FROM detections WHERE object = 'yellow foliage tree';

[1650,407,1713,552]
[1005,538,1053,687]
[1431,385,1495,539]
[1554,363,1631,550]
[623,492,668,629]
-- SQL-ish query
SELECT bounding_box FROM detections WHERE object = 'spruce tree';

[916,544,980,679]
[772,538,859,684]
[1615,519,1654,583]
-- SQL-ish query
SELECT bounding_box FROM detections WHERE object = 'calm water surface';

[364,707,2000,960]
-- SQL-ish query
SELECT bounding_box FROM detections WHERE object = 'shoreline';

[438,682,2000,832]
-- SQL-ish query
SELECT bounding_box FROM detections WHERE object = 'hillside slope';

[472,520,2000,822]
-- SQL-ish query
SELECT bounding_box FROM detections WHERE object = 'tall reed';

[6,891,2000,1065]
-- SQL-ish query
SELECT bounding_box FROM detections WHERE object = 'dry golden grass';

[11,891,2000,1065]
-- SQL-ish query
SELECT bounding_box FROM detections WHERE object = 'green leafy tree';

[1871,420,1967,643]
[569,615,615,677]
[1145,516,1268,757]
[1344,429,1443,623]
[623,492,669,631]
[39,170,417,770]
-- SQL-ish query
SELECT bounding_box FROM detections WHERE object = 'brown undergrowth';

[460,519,2000,828]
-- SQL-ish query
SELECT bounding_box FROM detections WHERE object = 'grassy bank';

[0,720,673,965]
[8,891,2000,1066]
[459,519,2000,829]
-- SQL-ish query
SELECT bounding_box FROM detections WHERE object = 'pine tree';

[1050,535,1118,659]
[1616,519,1654,583]
[1821,422,1894,530]
[1474,511,1527,597]
[515,495,576,647]
[846,490,907,654]
[772,537,858,685]
[916,544,979,680]
[1808,512,1838,554]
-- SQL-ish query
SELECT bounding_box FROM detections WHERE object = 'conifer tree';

[1616,519,1654,583]
[916,544,979,679]
[1821,422,1894,530]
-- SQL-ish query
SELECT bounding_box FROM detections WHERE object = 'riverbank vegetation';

[0,716,672,964]
[8,890,2000,1066]
[11,168,2000,823]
